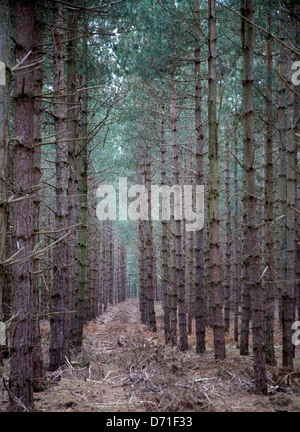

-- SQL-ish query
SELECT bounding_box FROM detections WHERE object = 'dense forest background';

[0,0,299,412]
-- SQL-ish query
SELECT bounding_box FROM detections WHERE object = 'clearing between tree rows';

[1,298,299,413]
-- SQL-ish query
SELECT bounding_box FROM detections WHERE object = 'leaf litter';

[1,298,300,412]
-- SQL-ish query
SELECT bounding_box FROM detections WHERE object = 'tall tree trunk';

[263,10,276,366]
[170,220,177,346]
[278,6,287,329]
[283,0,296,369]
[74,15,89,345]
[99,221,104,315]
[32,0,47,391]
[194,0,206,354]
[9,0,35,411]
[107,220,113,306]
[224,129,232,333]
[49,2,70,370]
[103,221,109,313]
[295,1,300,324]
[0,0,11,364]
[89,189,100,319]
[208,0,225,360]
[161,102,170,343]
[233,124,240,343]
[187,152,195,335]
[241,0,267,394]
[66,1,79,347]
[240,195,250,355]
[170,80,188,350]
[145,143,156,332]
[121,243,127,302]
[138,218,147,324]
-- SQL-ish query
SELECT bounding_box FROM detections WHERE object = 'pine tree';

[241,0,267,394]
[0,0,10,364]
[49,1,70,371]
[208,0,225,360]
[9,0,35,411]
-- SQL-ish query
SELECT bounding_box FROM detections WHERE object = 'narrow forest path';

[2,299,300,412]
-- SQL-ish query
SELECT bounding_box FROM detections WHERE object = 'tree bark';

[170,80,188,350]
[240,197,250,356]
[278,6,287,329]
[170,220,177,347]
[9,0,35,411]
[186,152,195,335]
[145,143,156,332]
[74,13,89,344]
[138,217,147,324]
[241,0,267,394]
[224,129,232,333]
[233,124,240,343]
[49,2,70,370]
[161,102,171,343]
[208,0,225,360]
[66,1,80,347]
[282,0,296,369]
[32,0,47,391]
[263,10,276,366]
[194,0,206,354]
[0,0,11,365]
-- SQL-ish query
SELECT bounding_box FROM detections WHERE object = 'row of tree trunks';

[132,0,298,383]
[2,0,128,412]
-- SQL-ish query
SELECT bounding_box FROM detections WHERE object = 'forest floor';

[1,298,300,412]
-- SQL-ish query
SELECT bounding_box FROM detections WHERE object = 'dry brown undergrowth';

[1,298,300,412]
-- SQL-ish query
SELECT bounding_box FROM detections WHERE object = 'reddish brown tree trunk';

[32,0,47,391]
[263,10,276,366]
[145,144,156,332]
[233,126,240,344]
[9,0,35,411]
[283,0,296,369]
[103,221,109,313]
[170,220,177,346]
[49,2,70,370]
[74,18,88,344]
[278,6,287,327]
[66,2,79,345]
[0,0,11,364]
[241,0,267,394]
[224,130,232,333]
[170,81,188,350]
[161,102,170,343]
[138,217,147,324]
[240,197,250,356]
[208,0,225,360]
[186,153,195,335]
[194,0,205,354]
